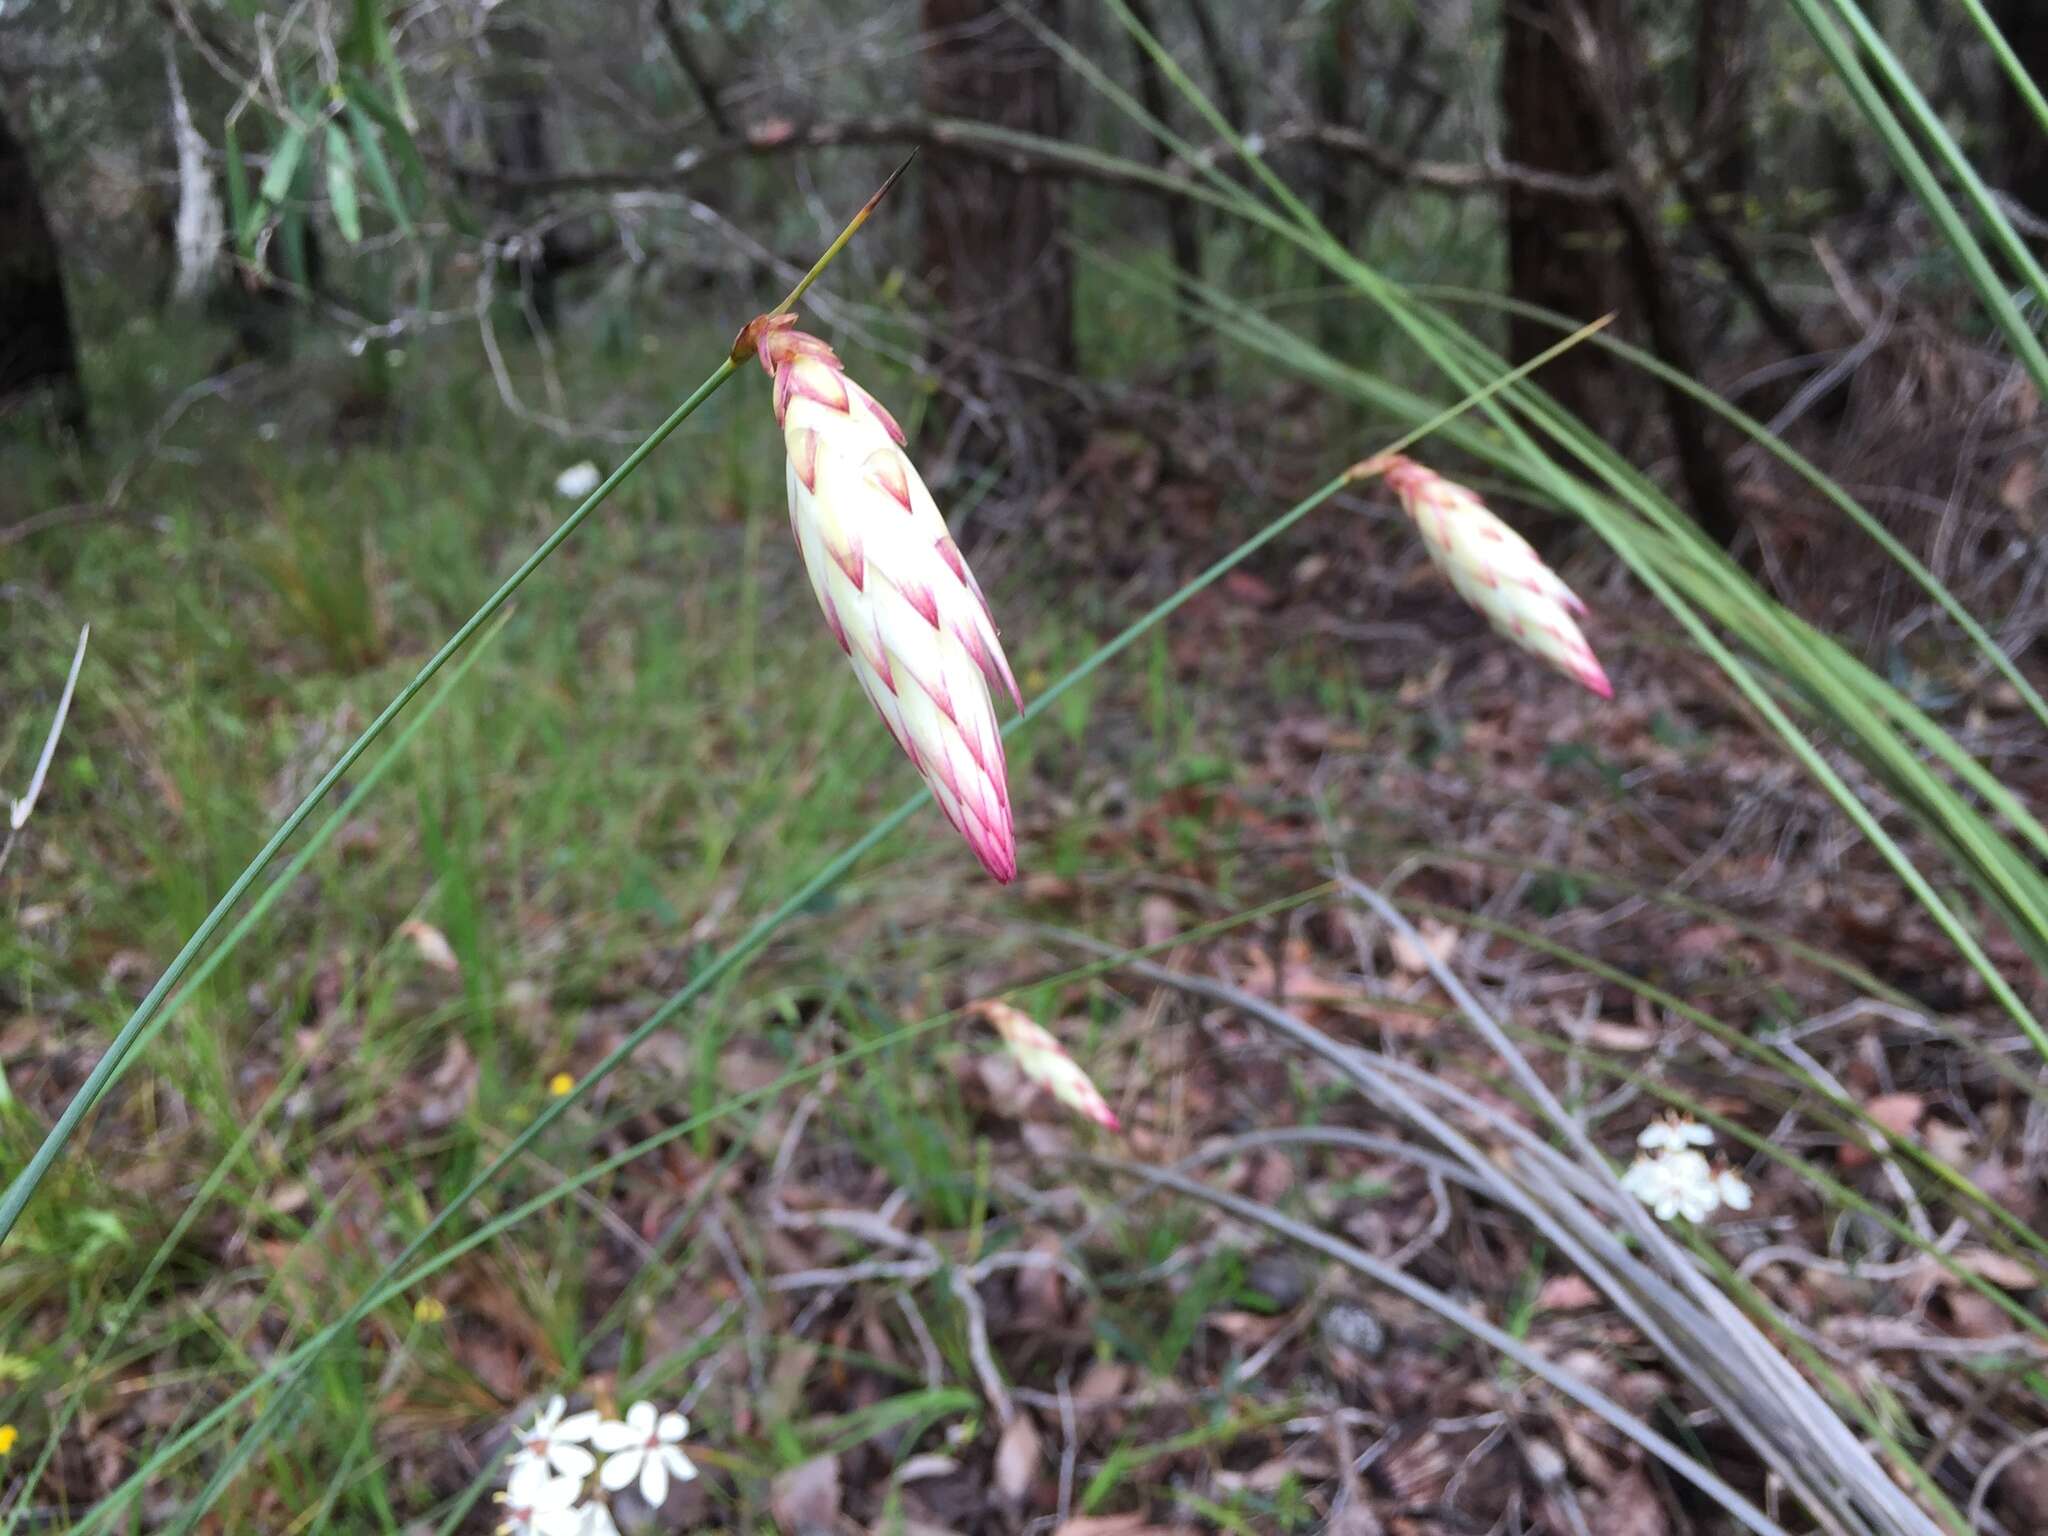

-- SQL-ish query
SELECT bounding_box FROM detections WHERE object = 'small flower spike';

[746,313,1023,882]
[977,1001,1120,1131]
[1368,455,1612,698]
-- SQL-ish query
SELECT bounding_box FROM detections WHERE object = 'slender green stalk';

[1951,0,2048,140]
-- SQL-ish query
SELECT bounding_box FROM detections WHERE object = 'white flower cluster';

[1620,1114,1753,1223]
[500,1396,697,1536]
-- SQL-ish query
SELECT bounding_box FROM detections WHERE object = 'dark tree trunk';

[920,0,1075,478]
[1500,0,1625,423]
[654,0,734,137]
[487,18,578,333]
[1505,0,1740,545]
[1125,0,1210,391]
[0,98,87,439]
[1995,0,2048,222]
[1311,3,1357,243]
[1692,0,1751,207]
[1181,0,1244,130]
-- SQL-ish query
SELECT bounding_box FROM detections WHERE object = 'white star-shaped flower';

[1624,1149,1723,1222]
[594,1401,697,1508]
[1622,1153,1677,1212]
[1637,1113,1714,1152]
[1715,1166,1754,1212]
[511,1395,601,1480]
[498,1460,584,1536]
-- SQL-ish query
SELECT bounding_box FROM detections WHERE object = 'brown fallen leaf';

[1072,1359,1129,1407]
[770,1452,840,1534]
[1594,1467,1668,1536]
[1389,918,1459,976]
[1840,1092,1923,1170]
[1582,1020,1658,1052]
[1949,1247,2042,1290]
[1536,1273,1602,1312]
[1054,1517,1196,1536]
[1324,1498,1385,1536]
[1139,894,1180,950]
[994,1412,1042,1507]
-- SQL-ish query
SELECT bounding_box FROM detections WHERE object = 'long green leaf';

[345,102,412,237]
[324,121,362,244]
[1951,0,2048,140]
[1822,0,2048,312]
[223,119,255,254]
[1785,0,2048,395]
[259,119,310,207]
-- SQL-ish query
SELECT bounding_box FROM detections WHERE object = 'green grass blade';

[1822,0,2048,312]
[1950,0,2048,140]
[1785,0,2048,395]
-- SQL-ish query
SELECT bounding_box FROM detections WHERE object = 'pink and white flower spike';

[744,313,1022,882]
[1368,454,1613,699]
[976,1001,1120,1131]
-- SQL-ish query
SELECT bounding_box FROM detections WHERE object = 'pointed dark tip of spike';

[856,153,918,225]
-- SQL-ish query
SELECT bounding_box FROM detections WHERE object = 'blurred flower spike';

[977,1001,1120,1130]
[1361,454,1612,698]
[747,312,1022,882]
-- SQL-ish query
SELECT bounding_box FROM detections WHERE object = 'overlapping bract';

[754,315,1022,882]
[1373,455,1613,698]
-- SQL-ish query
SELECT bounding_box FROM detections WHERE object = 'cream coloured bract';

[750,314,1023,882]
[1373,455,1612,698]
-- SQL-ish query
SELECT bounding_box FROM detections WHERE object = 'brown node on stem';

[1345,453,1398,484]
[729,311,800,367]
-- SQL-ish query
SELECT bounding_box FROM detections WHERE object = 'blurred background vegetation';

[4,2,2048,1533]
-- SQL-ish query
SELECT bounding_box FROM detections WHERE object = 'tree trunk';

[0,96,87,439]
[164,36,224,304]
[1500,0,1625,422]
[487,17,574,332]
[1125,0,1209,391]
[1181,0,1244,130]
[1505,0,1740,544]
[1692,0,1751,208]
[1994,0,2048,222]
[1311,2,1358,245]
[919,0,1075,479]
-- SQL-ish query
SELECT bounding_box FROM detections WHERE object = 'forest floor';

[4,300,2046,1536]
